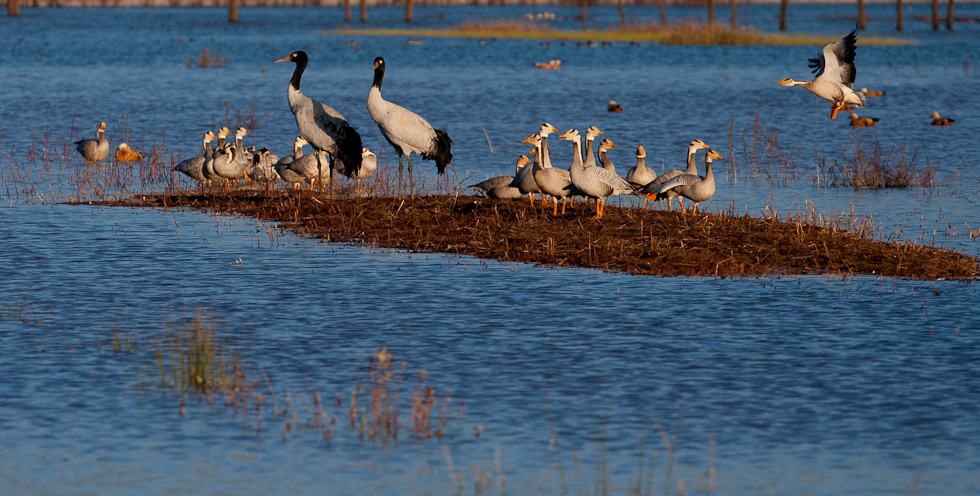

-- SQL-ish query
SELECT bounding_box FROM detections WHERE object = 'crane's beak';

[274,56,290,63]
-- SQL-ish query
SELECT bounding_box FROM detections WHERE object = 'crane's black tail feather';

[424,129,453,174]
[337,130,364,178]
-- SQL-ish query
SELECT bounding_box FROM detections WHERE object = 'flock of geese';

[71,30,955,218]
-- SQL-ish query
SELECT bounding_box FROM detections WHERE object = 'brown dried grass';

[92,192,979,280]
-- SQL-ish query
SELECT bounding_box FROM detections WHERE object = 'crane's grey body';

[276,50,362,178]
[367,56,453,196]
[75,122,109,162]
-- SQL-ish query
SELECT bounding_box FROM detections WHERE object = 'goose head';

[776,78,798,87]
[516,155,531,171]
[689,139,709,152]
[97,121,107,132]
[538,123,558,138]
[235,127,250,138]
[559,129,581,144]
[598,138,617,152]
[294,136,309,147]
[636,145,646,159]
[217,126,232,138]
[585,126,604,141]
[521,134,541,146]
[203,130,217,141]
[706,149,723,161]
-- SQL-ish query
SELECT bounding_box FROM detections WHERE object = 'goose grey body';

[563,129,632,219]
[276,50,362,177]
[174,130,217,183]
[202,127,232,186]
[626,145,655,189]
[75,121,109,162]
[527,124,573,215]
[776,28,866,119]
[470,155,528,199]
[641,139,708,211]
[274,137,309,189]
[335,148,378,187]
[210,143,242,188]
[246,148,281,183]
[652,149,722,215]
[367,56,453,195]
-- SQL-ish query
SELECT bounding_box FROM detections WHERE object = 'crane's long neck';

[289,56,307,93]
[367,65,386,112]
[686,147,699,174]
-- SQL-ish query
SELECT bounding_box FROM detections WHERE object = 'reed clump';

[825,134,936,190]
[154,311,231,394]
[188,48,226,69]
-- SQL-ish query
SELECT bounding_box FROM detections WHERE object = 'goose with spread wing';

[649,149,723,216]
[641,139,708,211]
[776,28,866,120]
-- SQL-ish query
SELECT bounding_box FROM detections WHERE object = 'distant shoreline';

[4,0,974,8]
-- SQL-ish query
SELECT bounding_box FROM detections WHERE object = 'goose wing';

[655,173,699,194]
[582,166,632,195]
[809,28,857,88]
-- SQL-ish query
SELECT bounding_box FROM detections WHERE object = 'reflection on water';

[1,5,980,495]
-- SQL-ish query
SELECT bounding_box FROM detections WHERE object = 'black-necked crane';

[75,121,109,162]
[275,50,362,189]
[367,56,453,197]
[776,28,866,120]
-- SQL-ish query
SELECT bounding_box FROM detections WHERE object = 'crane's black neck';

[289,53,308,92]
[372,58,386,90]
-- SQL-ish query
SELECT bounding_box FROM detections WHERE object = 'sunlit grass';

[328,22,913,46]
[155,311,232,394]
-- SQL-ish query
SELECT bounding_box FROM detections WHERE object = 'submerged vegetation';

[330,22,912,46]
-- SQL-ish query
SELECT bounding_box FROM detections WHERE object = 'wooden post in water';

[360,0,367,23]
[581,0,588,31]
[947,0,954,30]
[618,0,626,31]
[8,0,19,17]
[229,0,238,23]
[405,0,413,23]
[896,0,903,30]
[708,0,715,26]
[344,0,351,23]
[932,0,939,30]
[731,0,737,29]
[658,0,667,25]
[779,0,788,31]
[857,0,866,30]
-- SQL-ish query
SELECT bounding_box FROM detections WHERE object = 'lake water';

[1,4,979,495]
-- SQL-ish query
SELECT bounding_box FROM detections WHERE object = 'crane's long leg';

[406,155,415,198]
[397,155,404,198]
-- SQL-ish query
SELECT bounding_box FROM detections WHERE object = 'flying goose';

[174,131,217,184]
[367,56,453,196]
[649,149,723,216]
[276,50,362,183]
[114,143,143,163]
[75,121,109,162]
[469,155,528,199]
[563,129,632,219]
[641,139,708,212]
[776,28,866,120]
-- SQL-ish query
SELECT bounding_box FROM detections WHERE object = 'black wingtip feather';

[337,131,364,177]
[424,129,453,174]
